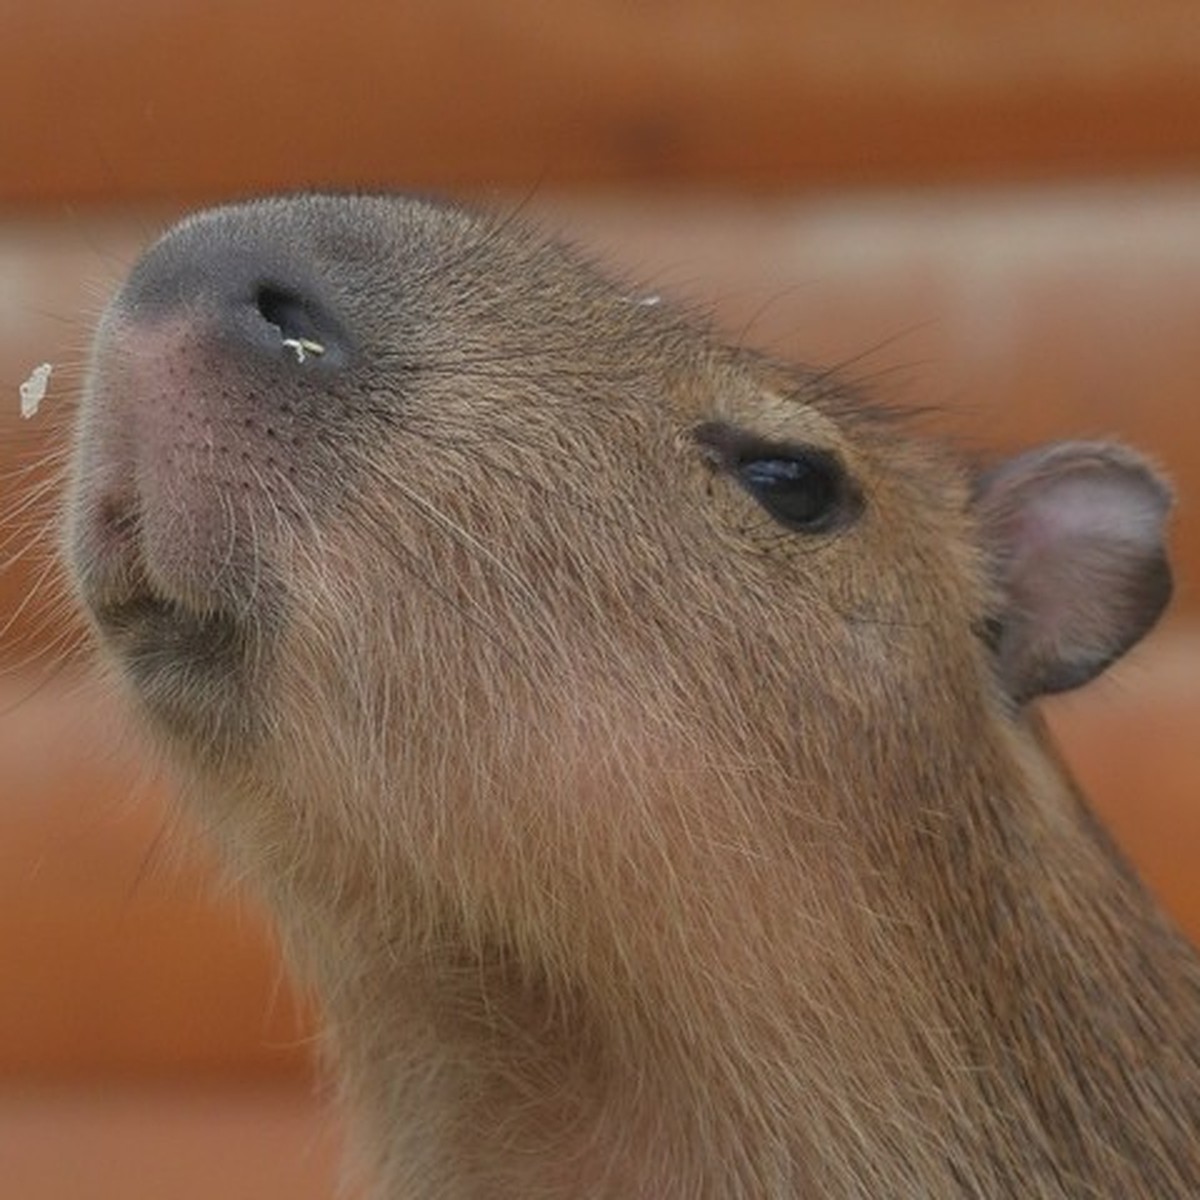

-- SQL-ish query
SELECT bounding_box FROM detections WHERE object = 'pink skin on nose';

[75,310,268,614]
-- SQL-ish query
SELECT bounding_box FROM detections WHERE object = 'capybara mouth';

[98,591,244,672]
[83,543,259,749]
[70,471,264,746]
[73,480,234,634]
[85,542,249,690]
[92,582,234,645]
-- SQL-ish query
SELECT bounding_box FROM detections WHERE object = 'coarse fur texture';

[66,194,1199,1197]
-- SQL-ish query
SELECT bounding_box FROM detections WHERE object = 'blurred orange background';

[1,4,1198,1197]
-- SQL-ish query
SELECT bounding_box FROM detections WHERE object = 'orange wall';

[3,2,1200,206]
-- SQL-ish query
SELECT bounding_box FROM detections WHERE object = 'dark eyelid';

[693,420,772,468]
[693,420,836,473]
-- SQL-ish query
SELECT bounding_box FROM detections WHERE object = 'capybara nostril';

[251,282,332,362]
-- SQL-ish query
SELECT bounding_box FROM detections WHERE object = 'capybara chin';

[66,194,1199,1198]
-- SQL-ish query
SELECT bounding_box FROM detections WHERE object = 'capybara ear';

[974,442,1173,704]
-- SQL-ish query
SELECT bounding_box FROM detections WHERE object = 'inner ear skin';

[997,554,1172,706]
[974,442,1174,705]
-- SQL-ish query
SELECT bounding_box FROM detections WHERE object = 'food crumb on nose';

[19,362,52,419]
[282,337,326,364]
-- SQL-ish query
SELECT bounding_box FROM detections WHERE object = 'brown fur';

[66,195,1199,1197]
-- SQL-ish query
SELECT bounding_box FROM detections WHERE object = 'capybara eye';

[736,450,847,532]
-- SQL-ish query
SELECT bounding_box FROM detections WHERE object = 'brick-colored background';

[2,4,1198,1196]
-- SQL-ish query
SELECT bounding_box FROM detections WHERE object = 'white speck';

[282,337,326,364]
[19,362,52,419]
